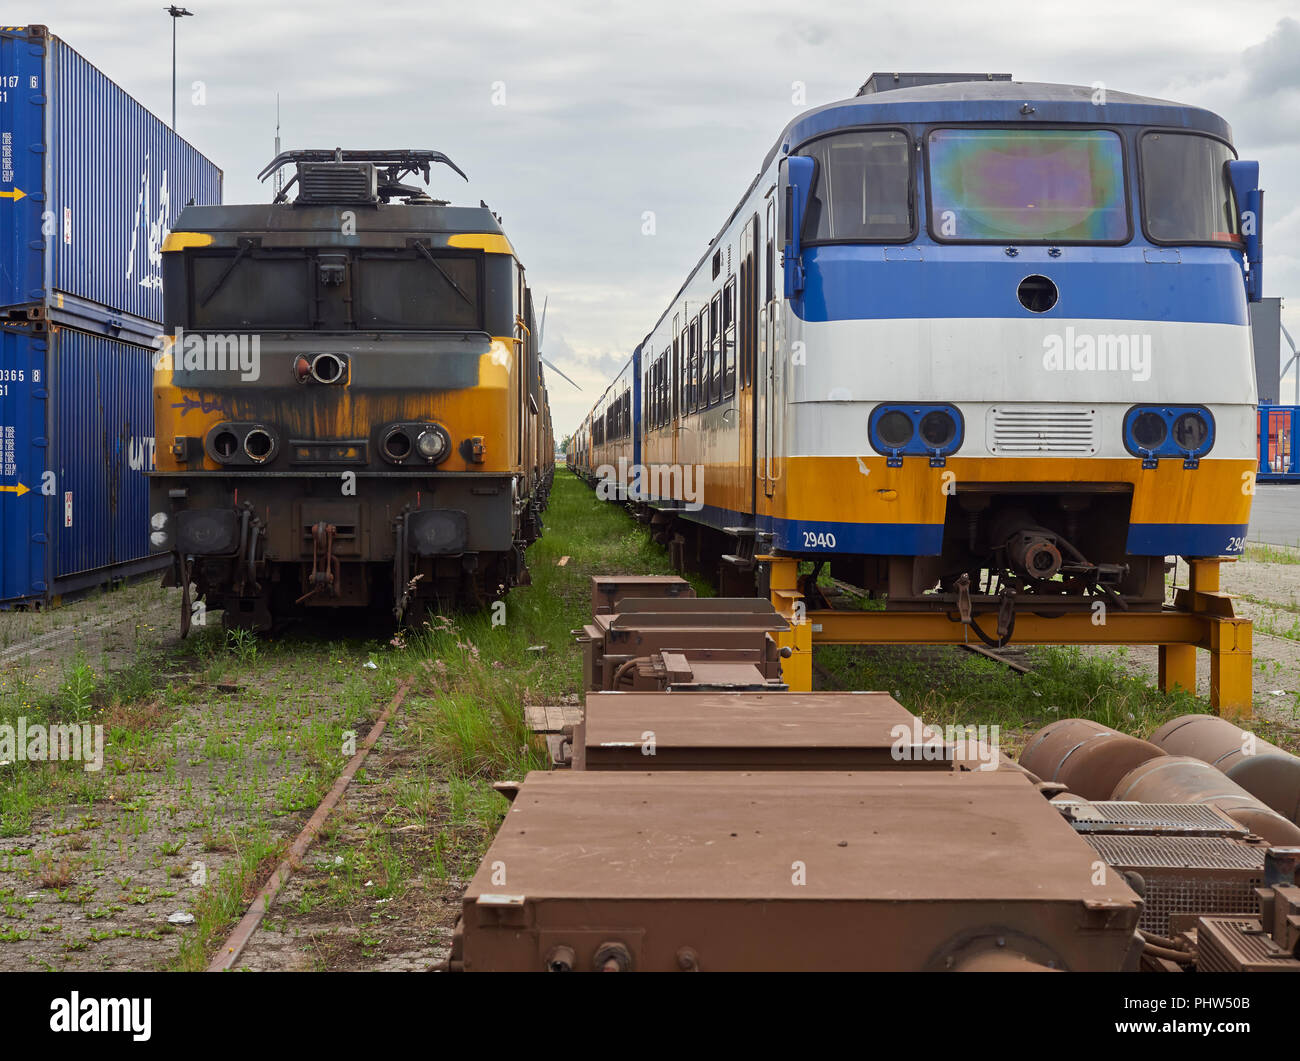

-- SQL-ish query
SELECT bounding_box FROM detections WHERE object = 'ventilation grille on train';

[1085,834,1266,935]
[296,162,379,204]
[988,406,1098,455]
[1059,801,1246,836]
[1197,916,1300,971]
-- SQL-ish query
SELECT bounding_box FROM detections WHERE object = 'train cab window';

[189,253,314,329]
[709,294,722,405]
[799,129,912,242]
[722,279,736,398]
[1140,132,1240,245]
[356,253,480,329]
[927,128,1128,243]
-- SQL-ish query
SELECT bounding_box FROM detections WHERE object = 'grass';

[816,642,1203,756]
[1243,542,1300,565]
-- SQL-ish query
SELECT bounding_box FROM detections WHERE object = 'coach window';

[765,198,776,301]
[690,314,702,412]
[1140,132,1240,245]
[660,351,669,426]
[672,315,681,419]
[799,129,912,242]
[709,294,722,404]
[723,278,737,397]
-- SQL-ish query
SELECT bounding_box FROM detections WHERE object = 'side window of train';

[723,277,736,398]
[689,315,700,412]
[709,293,722,405]
[672,315,680,420]
[765,197,776,305]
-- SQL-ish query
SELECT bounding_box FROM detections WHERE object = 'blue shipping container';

[0,23,221,605]
[1,23,223,334]
[0,324,161,605]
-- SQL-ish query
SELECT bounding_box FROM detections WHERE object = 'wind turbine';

[537,296,581,390]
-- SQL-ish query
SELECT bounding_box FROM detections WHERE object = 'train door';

[760,194,780,499]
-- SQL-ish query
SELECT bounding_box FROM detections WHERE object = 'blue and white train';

[569,72,1263,613]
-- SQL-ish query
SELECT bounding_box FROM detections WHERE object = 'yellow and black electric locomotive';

[148,149,552,632]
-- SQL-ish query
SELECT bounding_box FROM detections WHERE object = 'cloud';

[29,0,1300,431]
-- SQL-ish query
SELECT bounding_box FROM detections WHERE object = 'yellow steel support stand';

[1170,557,1252,721]
[779,554,1253,717]
[761,555,813,692]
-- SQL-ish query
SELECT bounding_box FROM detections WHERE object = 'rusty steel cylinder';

[1018,719,1166,801]
[1110,756,1300,846]
[1149,714,1300,825]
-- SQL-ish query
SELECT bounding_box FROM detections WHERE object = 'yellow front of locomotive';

[148,157,534,630]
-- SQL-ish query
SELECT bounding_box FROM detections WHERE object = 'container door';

[0,327,51,604]
[53,328,155,579]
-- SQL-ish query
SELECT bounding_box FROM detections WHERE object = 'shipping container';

[0,324,161,605]
[1,24,223,336]
[0,23,221,605]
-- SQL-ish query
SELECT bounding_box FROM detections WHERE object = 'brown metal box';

[458,770,1141,971]
[575,691,958,771]
[590,575,694,614]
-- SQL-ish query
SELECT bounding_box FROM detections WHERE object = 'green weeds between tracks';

[816,642,1203,755]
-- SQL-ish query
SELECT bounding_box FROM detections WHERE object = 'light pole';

[165,6,194,131]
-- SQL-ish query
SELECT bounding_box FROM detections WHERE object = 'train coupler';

[296,521,341,605]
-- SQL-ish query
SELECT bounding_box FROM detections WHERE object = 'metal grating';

[1086,834,1265,934]
[1197,917,1300,972]
[988,406,1098,455]
[1061,801,1246,836]
[296,162,378,204]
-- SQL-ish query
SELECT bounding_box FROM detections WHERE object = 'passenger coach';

[580,72,1264,621]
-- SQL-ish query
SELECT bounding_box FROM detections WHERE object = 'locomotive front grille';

[1084,834,1266,935]
[988,406,1098,455]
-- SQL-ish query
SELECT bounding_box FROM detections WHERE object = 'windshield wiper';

[414,242,474,307]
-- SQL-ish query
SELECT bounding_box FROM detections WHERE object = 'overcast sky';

[29,0,1300,434]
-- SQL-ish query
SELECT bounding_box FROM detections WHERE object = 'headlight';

[416,429,446,460]
[869,403,964,467]
[205,423,278,466]
[380,422,450,465]
[918,410,958,449]
[1172,411,1210,452]
[1123,406,1214,468]
[1130,411,1167,450]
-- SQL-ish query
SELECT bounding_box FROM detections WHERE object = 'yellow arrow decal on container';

[0,187,26,202]
[0,482,30,496]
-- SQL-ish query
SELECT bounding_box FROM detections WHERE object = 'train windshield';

[187,250,481,330]
[1140,132,1240,245]
[799,129,912,241]
[927,128,1127,242]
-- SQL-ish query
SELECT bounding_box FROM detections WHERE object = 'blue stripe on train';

[662,502,1246,559]
[796,246,1248,326]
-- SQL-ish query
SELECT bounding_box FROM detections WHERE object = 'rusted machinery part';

[1018,718,1166,801]
[1225,754,1300,825]
[1141,940,1196,965]
[1111,756,1300,846]
[1149,714,1285,770]
[951,949,1062,972]
[1149,714,1300,824]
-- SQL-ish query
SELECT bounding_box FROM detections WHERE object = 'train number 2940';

[1226,536,1247,553]
[802,530,837,549]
